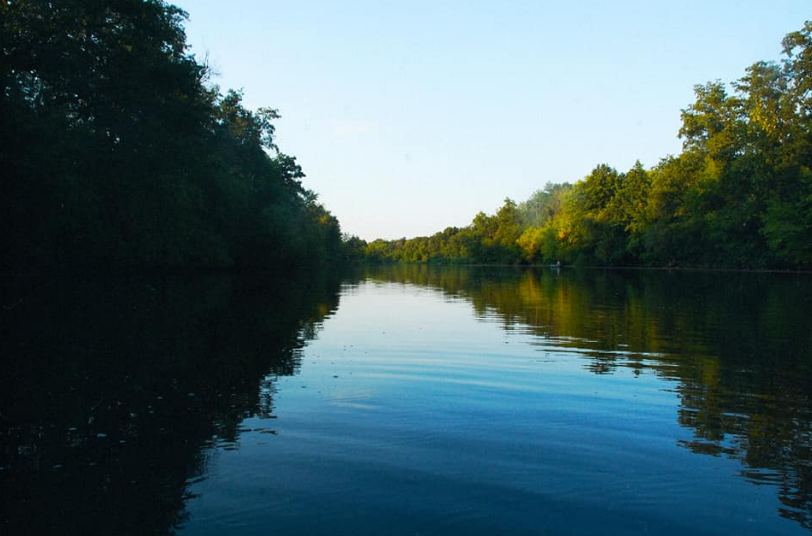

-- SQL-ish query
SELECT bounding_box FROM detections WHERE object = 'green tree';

[361,20,812,270]
[1,0,347,273]
[518,183,571,227]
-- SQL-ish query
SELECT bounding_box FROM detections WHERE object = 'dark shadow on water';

[3,265,811,533]
[0,269,346,535]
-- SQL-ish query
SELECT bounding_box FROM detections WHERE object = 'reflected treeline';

[365,264,812,530]
[0,270,344,535]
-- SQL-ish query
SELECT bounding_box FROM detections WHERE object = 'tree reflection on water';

[366,264,812,530]
[2,266,810,533]
[0,271,343,535]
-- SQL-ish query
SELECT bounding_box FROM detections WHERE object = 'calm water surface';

[2,266,811,535]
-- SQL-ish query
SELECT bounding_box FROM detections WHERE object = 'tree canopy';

[361,21,812,270]
[1,0,350,273]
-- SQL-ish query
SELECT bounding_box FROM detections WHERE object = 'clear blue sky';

[175,0,810,241]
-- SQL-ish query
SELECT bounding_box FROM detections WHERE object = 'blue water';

[180,277,807,535]
[3,269,809,535]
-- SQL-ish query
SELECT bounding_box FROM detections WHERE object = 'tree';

[360,20,812,270]
[1,0,348,273]
[518,183,571,227]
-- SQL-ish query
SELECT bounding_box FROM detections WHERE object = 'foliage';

[1,0,347,273]
[364,21,812,270]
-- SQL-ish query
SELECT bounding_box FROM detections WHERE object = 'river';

[2,266,810,535]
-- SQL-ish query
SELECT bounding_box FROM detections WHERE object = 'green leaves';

[1,0,345,273]
[363,20,812,269]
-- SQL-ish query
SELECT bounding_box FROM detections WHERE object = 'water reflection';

[3,266,811,534]
[0,272,343,535]
[365,265,812,530]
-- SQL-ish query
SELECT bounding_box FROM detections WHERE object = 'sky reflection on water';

[2,267,810,535]
[183,267,811,535]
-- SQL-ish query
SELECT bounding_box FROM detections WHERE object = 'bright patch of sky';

[175,0,810,240]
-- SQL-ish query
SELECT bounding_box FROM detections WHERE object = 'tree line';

[359,21,812,270]
[1,0,352,274]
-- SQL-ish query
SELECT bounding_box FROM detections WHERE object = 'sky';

[174,0,810,241]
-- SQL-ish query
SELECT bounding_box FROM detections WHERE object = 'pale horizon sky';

[175,1,810,241]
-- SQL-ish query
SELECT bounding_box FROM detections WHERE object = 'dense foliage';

[364,22,812,269]
[1,0,347,273]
